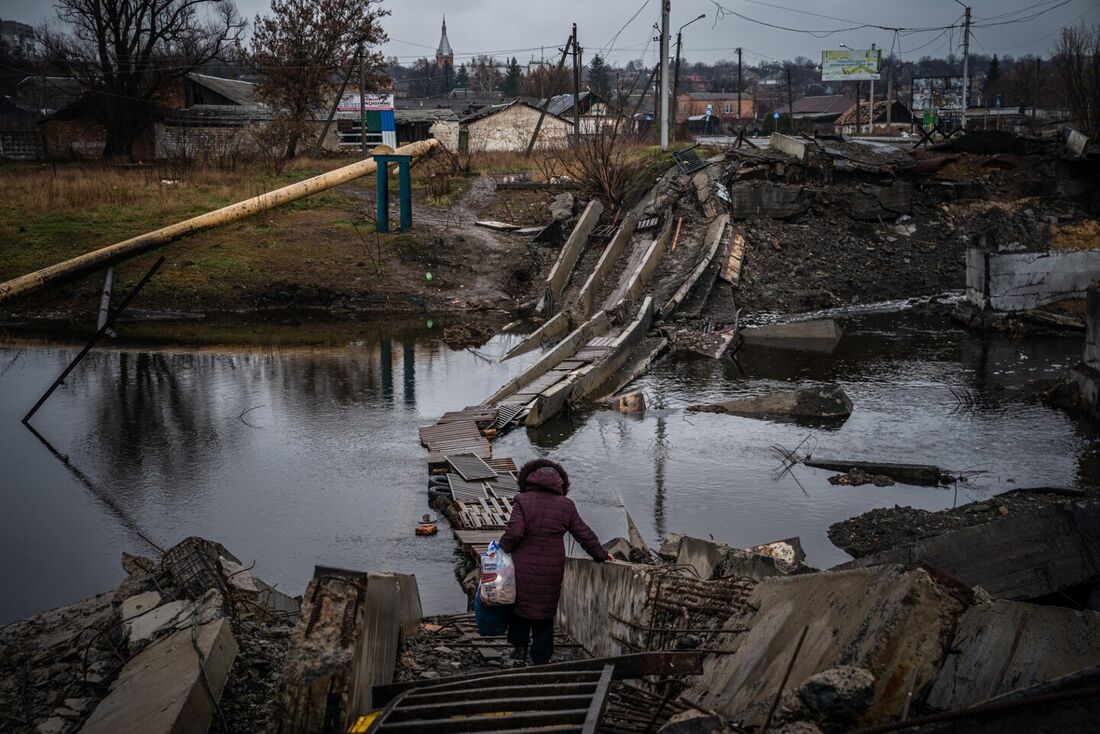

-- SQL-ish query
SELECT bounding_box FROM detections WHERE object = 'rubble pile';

[393,614,587,684]
[695,134,1098,315]
[0,538,298,734]
[829,486,1098,558]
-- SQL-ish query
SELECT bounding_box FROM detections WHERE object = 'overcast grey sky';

[3,0,1098,65]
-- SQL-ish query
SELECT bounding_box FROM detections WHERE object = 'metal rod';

[312,49,359,158]
[526,31,574,156]
[762,625,809,732]
[23,256,166,425]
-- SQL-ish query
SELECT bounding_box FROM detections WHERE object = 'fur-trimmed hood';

[517,458,570,496]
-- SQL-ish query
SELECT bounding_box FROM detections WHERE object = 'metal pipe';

[0,139,439,305]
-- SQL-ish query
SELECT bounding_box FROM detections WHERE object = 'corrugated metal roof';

[790,94,851,116]
[186,73,255,107]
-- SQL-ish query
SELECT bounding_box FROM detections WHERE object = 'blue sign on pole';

[773,111,780,120]
[995,94,1003,108]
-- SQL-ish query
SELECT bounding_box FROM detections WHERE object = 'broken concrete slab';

[770,133,811,161]
[741,320,842,352]
[727,183,811,220]
[80,618,237,734]
[1064,127,1090,158]
[687,384,853,423]
[804,459,949,487]
[687,565,967,727]
[557,558,652,659]
[549,192,575,221]
[843,183,912,220]
[798,666,875,730]
[928,599,1100,709]
[537,199,604,313]
[838,504,1100,601]
[676,534,801,581]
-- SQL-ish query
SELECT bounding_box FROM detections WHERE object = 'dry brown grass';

[0,157,354,215]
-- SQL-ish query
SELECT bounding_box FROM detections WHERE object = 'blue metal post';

[398,159,412,231]
[376,160,390,233]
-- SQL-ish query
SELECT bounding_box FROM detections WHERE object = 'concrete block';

[1065,127,1090,157]
[1085,287,1100,368]
[676,535,729,579]
[688,566,966,727]
[557,558,652,658]
[741,320,842,352]
[966,246,1100,312]
[928,600,1100,709]
[770,133,810,161]
[124,598,194,648]
[688,384,853,423]
[80,618,237,734]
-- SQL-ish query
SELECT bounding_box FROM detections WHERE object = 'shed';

[435,100,570,153]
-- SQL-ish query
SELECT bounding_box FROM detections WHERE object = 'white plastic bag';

[478,540,516,605]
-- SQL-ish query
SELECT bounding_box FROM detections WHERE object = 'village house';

[535,91,618,134]
[834,98,914,136]
[430,99,569,153]
[676,92,753,127]
[789,94,852,134]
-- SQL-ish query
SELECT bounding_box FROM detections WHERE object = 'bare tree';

[42,0,245,160]
[248,0,388,159]
[1053,23,1100,135]
[554,115,650,212]
[469,55,501,95]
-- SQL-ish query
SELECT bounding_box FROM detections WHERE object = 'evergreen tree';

[985,54,1002,88]
[456,63,470,89]
[502,57,522,96]
[439,61,454,95]
[587,53,611,100]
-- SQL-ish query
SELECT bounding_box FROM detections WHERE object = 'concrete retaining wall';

[966,246,1100,312]
[557,558,652,658]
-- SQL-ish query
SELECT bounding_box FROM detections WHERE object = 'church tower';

[435,16,454,70]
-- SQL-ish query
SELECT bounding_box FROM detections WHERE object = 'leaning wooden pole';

[0,139,439,305]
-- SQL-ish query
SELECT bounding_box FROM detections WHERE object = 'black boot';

[510,644,529,661]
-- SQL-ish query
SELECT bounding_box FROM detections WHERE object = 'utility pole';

[1033,57,1040,121]
[358,42,368,156]
[786,66,793,134]
[571,23,580,138]
[659,0,670,150]
[527,30,574,155]
[957,1,971,131]
[313,48,360,158]
[868,43,876,134]
[736,48,743,132]
[854,81,860,137]
[672,31,683,142]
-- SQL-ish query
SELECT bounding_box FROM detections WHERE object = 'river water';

[1,309,1095,623]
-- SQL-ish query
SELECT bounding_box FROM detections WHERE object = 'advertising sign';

[910,76,964,113]
[334,93,396,148]
[821,48,881,81]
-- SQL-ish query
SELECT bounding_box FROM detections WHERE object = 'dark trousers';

[508,614,555,664]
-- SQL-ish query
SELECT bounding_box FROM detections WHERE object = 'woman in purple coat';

[499,458,610,664]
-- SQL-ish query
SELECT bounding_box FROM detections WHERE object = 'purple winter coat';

[498,459,607,620]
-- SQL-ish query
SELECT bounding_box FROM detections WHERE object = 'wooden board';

[719,231,747,285]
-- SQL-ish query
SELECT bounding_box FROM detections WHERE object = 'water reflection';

[0,310,1094,624]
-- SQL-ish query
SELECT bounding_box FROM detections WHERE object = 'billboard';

[821,48,881,81]
[910,76,964,113]
[334,93,396,148]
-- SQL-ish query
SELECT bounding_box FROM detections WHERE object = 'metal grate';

[672,146,708,175]
[636,216,660,231]
[447,474,490,501]
[446,453,498,481]
[591,224,617,240]
[487,474,520,499]
[493,404,523,428]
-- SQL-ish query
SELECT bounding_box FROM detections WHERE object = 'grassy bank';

[0,156,490,318]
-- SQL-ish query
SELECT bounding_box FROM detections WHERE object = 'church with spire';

[435,16,454,70]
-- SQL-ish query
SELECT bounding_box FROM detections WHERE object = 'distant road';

[693,134,919,149]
